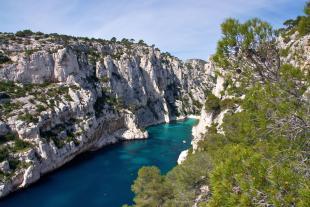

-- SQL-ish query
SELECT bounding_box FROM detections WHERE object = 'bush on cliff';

[0,52,11,64]
[15,29,34,37]
[205,94,220,112]
[280,1,310,37]
[297,1,310,36]
[128,63,309,206]
[297,16,310,36]
[17,113,39,124]
[212,18,280,86]
[127,11,309,207]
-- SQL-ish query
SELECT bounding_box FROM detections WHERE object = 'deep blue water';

[0,118,197,207]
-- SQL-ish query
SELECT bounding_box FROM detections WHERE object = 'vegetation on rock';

[0,52,11,64]
[279,2,310,41]
[204,94,220,112]
[213,18,280,85]
[128,6,310,207]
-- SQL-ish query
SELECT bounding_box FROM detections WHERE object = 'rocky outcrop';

[278,32,310,70]
[191,107,213,150]
[0,161,10,174]
[0,33,214,198]
[0,121,9,136]
[191,68,227,150]
[177,149,189,164]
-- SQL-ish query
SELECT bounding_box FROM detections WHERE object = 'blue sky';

[0,0,307,60]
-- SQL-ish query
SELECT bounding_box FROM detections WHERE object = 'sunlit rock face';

[0,33,217,197]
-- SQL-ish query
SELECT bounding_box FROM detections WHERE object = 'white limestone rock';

[0,33,217,198]
[191,106,213,150]
[53,48,80,83]
[0,182,12,198]
[0,161,10,173]
[20,165,40,187]
[177,150,189,164]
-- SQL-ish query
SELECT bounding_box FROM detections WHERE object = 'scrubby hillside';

[129,4,310,207]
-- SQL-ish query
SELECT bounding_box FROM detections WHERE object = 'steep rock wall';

[0,33,216,197]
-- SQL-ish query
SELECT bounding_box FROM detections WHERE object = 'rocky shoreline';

[0,110,148,198]
[1,113,198,198]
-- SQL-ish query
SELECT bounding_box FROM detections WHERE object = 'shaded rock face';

[0,121,9,136]
[0,161,10,174]
[0,34,216,197]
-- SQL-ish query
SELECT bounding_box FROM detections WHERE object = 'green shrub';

[120,38,133,49]
[64,94,73,102]
[0,52,11,64]
[40,128,69,148]
[185,63,194,70]
[36,104,46,113]
[205,94,220,111]
[111,51,123,60]
[192,99,203,111]
[279,47,290,57]
[12,139,31,152]
[305,1,310,15]
[0,132,17,144]
[88,48,100,65]
[280,2,310,37]
[29,98,35,104]
[213,18,279,85]
[25,49,40,57]
[297,16,310,36]
[18,113,39,124]
[0,101,23,116]
[219,98,239,109]
[8,159,19,170]
[40,129,57,140]
[15,29,34,37]
[100,76,109,83]
[110,37,117,43]
[131,166,171,206]
[0,148,9,162]
[0,81,39,98]
[137,39,147,46]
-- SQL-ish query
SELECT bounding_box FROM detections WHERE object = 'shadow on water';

[0,118,197,207]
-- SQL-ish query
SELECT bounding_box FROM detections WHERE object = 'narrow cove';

[0,118,198,207]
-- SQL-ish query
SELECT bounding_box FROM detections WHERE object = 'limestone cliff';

[0,32,216,197]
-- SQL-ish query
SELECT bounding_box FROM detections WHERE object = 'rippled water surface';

[1,118,197,207]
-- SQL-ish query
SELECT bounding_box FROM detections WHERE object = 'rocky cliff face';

[190,32,309,153]
[0,32,216,197]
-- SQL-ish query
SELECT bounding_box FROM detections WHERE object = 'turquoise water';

[0,118,197,207]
